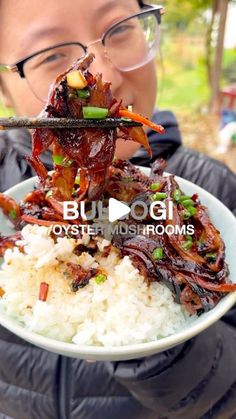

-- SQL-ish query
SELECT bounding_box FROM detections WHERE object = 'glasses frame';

[0,4,164,79]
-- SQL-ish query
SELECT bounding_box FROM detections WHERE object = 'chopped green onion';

[77,88,90,99]
[9,209,17,219]
[151,192,167,201]
[152,247,164,260]
[74,176,80,185]
[82,106,108,119]
[205,252,217,260]
[179,195,192,203]
[173,189,181,202]
[52,154,64,165]
[182,199,195,208]
[181,206,197,219]
[182,236,193,250]
[186,235,193,242]
[182,210,190,220]
[188,206,197,216]
[95,273,107,284]
[150,182,161,191]
[182,241,193,250]
[46,190,53,198]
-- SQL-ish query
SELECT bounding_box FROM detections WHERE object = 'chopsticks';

[0,117,142,130]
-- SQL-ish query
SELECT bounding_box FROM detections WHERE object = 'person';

[0,1,236,418]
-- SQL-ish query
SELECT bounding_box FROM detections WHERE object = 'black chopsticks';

[0,117,142,130]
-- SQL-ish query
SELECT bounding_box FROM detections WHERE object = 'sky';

[224,3,236,48]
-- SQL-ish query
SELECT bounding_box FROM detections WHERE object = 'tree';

[208,0,229,111]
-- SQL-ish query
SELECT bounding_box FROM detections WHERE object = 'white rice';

[0,225,193,346]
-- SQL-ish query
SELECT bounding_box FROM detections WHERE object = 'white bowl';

[0,168,235,361]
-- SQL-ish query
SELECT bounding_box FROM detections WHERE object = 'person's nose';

[87,43,124,96]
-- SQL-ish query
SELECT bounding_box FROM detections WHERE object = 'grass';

[157,64,209,112]
[156,34,210,113]
[156,34,236,113]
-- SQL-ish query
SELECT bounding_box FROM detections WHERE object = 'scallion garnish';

[151,192,167,201]
[182,241,193,250]
[182,198,195,208]
[77,88,90,99]
[205,252,217,260]
[150,182,161,191]
[181,206,197,219]
[179,195,191,203]
[186,235,193,242]
[95,273,107,284]
[52,154,64,165]
[152,247,164,260]
[182,235,193,251]
[173,189,181,202]
[82,106,108,119]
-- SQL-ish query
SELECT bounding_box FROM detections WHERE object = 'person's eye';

[28,50,70,72]
[40,53,66,65]
[110,23,135,37]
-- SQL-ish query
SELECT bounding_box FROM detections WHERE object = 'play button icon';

[108,198,131,222]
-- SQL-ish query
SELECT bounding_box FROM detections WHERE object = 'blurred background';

[157,0,236,172]
[0,0,236,171]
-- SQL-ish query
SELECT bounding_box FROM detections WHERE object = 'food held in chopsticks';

[26,52,161,200]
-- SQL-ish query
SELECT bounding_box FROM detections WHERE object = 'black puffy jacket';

[0,111,236,419]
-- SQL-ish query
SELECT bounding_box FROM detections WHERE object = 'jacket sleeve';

[0,133,31,192]
[107,321,236,418]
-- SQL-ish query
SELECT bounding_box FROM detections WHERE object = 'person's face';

[0,0,157,158]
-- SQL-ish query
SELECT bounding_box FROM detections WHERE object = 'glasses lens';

[104,13,159,72]
[24,43,85,101]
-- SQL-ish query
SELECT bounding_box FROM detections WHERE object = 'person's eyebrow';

[19,26,67,55]
[19,1,131,56]
[93,0,125,18]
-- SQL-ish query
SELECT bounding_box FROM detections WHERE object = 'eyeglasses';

[0,4,164,102]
